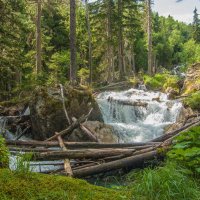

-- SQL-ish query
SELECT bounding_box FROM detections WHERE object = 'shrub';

[144,73,179,91]
[0,135,9,168]
[128,162,200,200]
[184,91,200,110]
[167,126,200,175]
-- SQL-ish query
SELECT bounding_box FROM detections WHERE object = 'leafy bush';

[184,91,200,110]
[163,75,180,91]
[78,68,90,85]
[128,162,200,200]
[168,126,200,175]
[0,135,9,168]
[144,73,179,91]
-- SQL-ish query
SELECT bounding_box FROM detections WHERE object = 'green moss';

[0,135,9,168]
[184,91,200,110]
[0,169,130,200]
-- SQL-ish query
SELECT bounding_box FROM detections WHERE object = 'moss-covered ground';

[0,169,130,200]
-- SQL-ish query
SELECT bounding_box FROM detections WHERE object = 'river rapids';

[96,88,183,143]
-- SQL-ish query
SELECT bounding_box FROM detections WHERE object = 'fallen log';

[9,147,52,153]
[6,140,160,148]
[183,113,200,125]
[34,149,136,161]
[59,84,71,125]
[72,150,159,178]
[56,132,73,176]
[110,99,148,107]
[45,108,93,141]
[72,117,99,142]
[151,119,200,142]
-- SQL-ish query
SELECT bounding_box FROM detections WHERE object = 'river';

[96,88,182,142]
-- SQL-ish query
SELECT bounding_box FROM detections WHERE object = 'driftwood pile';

[6,112,200,178]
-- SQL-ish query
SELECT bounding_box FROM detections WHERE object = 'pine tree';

[193,7,200,43]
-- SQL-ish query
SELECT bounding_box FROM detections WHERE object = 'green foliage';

[15,153,32,175]
[0,135,9,168]
[184,91,200,110]
[0,169,129,200]
[168,126,200,175]
[143,74,165,90]
[128,162,200,200]
[78,68,90,85]
[144,73,179,91]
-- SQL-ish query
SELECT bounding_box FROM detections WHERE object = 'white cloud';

[153,0,200,24]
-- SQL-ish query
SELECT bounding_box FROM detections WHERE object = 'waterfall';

[97,88,182,142]
[0,116,15,140]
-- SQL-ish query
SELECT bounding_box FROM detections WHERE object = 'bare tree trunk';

[36,0,42,73]
[70,0,77,84]
[85,0,92,84]
[118,0,124,80]
[147,0,153,75]
[106,0,113,83]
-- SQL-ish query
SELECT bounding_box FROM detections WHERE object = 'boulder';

[29,86,103,140]
[69,121,118,143]
[182,63,200,94]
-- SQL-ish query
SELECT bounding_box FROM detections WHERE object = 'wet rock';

[69,121,118,143]
[165,107,194,133]
[29,86,103,140]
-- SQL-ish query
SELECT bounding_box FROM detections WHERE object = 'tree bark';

[6,140,160,148]
[147,0,153,75]
[106,0,113,83]
[34,148,136,161]
[36,0,42,73]
[118,0,124,80]
[85,0,92,84]
[56,133,73,176]
[73,150,158,177]
[45,108,93,141]
[70,0,77,83]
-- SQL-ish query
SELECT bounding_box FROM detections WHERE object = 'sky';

[153,0,200,24]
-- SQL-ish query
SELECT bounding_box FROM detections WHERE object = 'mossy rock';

[29,86,103,140]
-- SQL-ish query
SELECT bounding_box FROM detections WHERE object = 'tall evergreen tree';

[193,7,200,43]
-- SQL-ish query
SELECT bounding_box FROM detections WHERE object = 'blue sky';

[153,0,200,24]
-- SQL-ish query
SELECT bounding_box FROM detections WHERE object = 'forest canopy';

[0,0,200,99]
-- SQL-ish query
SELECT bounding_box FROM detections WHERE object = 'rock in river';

[29,86,103,140]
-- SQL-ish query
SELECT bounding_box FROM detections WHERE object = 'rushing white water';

[97,88,183,142]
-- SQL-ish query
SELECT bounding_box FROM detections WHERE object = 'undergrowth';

[167,126,200,176]
[184,91,200,110]
[127,162,200,200]
[0,135,9,168]
[143,73,180,92]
